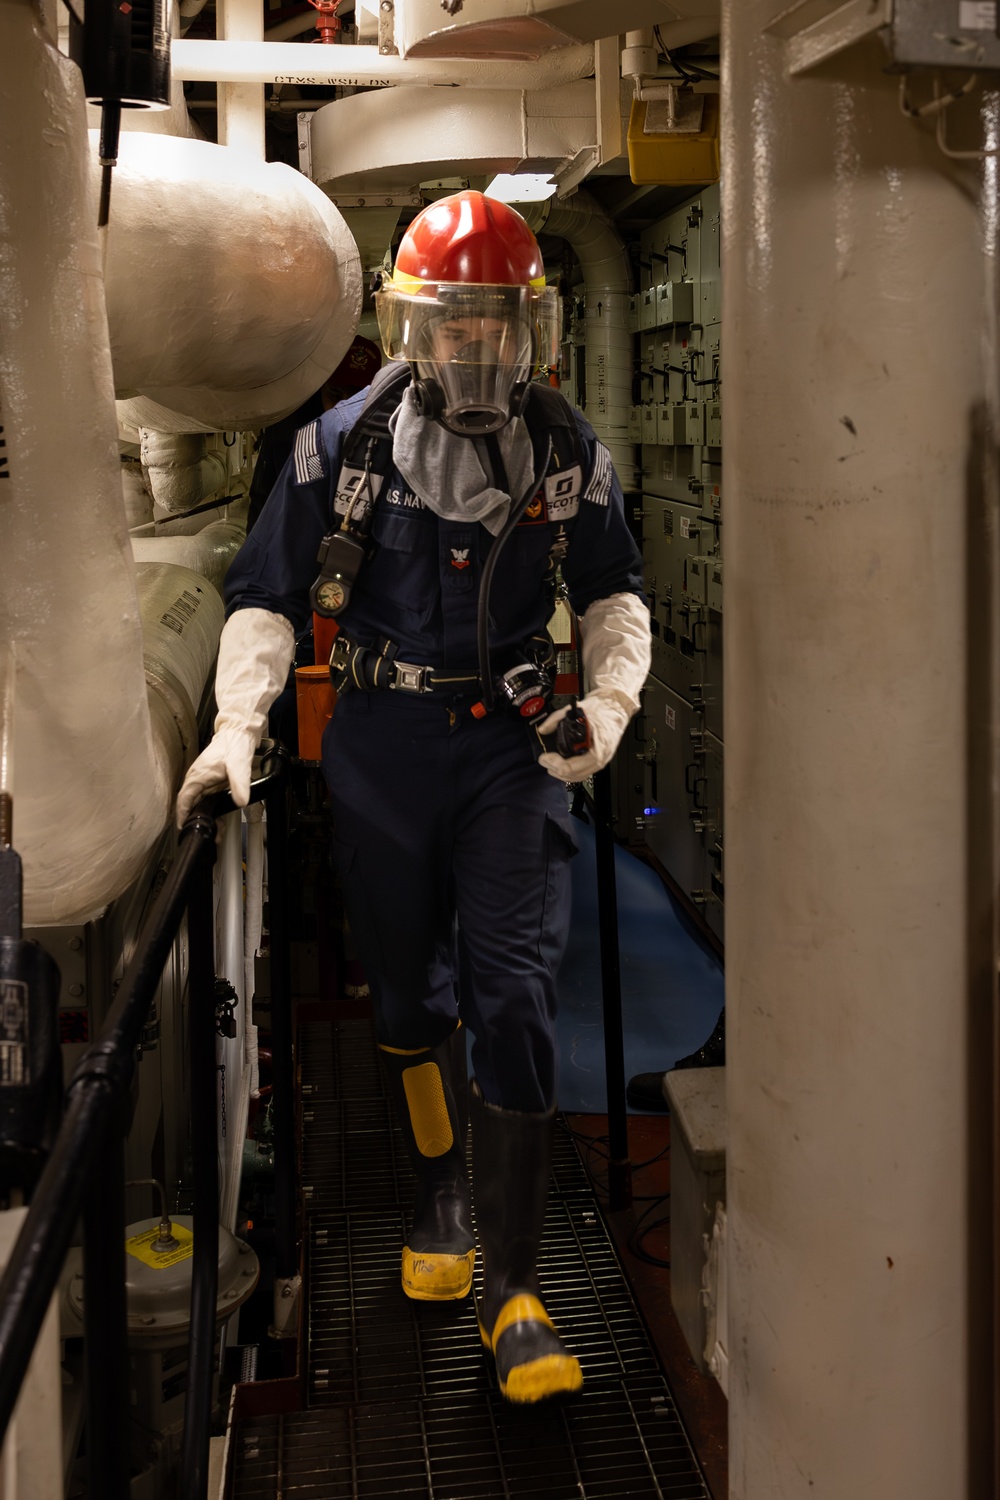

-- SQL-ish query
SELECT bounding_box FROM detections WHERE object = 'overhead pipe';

[536,190,637,488]
[170,37,595,89]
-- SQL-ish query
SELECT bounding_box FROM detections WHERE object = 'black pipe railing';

[264,765,297,1283]
[0,742,292,1499]
[592,765,633,1211]
[179,837,222,1497]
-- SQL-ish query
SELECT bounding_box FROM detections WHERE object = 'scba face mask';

[374,191,562,437]
[378,282,560,436]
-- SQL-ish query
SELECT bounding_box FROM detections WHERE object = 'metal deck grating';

[232,1019,709,1499]
[234,1381,708,1500]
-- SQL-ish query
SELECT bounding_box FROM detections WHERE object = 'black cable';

[558,1119,670,1175]
[653,30,719,81]
[626,1194,672,1267]
[150,492,244,527]
[476,434,552,714]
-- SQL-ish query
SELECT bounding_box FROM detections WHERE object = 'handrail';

[0,742,292,1500]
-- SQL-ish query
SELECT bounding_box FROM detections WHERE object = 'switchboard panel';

[640,675,707,900]
[702,730,724,941]
[632,184,724,942]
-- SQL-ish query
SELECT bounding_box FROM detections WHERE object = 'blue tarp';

[555,816,724,1113]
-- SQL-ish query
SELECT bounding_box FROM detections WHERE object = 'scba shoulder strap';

[311,370,589,618]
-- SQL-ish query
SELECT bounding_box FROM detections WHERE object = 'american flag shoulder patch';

[583,442,613,507]
[293,420,327,486]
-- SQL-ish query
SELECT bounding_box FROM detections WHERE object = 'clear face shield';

[376,281,562,436]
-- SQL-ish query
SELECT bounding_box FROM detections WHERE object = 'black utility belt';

[330,633,556,721]
[330,634,480,697]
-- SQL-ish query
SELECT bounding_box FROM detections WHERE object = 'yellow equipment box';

[627,94,721,186]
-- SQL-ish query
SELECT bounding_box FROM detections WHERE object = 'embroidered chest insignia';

[518,493,547,526]
[450,548,471,570]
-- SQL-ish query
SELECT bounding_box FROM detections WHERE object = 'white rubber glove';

[537,591,651,783]
[175,608,296,826]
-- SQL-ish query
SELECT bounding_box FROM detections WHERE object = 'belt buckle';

[392,660,430,694]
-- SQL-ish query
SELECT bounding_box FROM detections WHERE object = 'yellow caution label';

[125,1222,194,1269]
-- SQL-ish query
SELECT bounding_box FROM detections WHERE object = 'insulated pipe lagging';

[131,521,245,594]
[101,132,362,433]
[139,430,229,513]
[540,192,637,488]
[170,38,594,89]
[0,0,168,926]
[135,561,225,775]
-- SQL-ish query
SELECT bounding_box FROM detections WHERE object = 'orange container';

[313,612,339,667]
[295,665,336,762]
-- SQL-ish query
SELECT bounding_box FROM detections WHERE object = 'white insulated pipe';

[723,4,994,1496]
[216,0,265,159]
[170,37,594,89]
[135,561,225,783]
[122,459,155,529]
[139,429,228,513]
[540,190,637,488]
[101,132,362,432]
[0,0,168,925]
[131,521,245,594]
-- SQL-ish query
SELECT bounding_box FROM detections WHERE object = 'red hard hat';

[394,191,545,289]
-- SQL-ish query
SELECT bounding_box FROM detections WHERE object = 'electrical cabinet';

[640,676,706,900]
[585,184,724,940]
[633,185,724,943]
[702,731,724,941]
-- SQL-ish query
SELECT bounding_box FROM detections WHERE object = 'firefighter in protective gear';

[177,191,651,1404]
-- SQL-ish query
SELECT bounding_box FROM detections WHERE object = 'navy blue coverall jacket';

[225,384,644,1111]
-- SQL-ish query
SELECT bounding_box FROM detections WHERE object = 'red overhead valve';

[307,0,342,43]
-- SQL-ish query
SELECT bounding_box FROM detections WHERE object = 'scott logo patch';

[544,465,583,520]
[333,465,385,518]
[450,548,470,570]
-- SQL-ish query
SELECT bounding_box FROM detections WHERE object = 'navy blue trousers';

[322,690,578,1111]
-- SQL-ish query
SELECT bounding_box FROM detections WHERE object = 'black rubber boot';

[379,1026,475,1301]
[672,1007,725,1071]
[470,1083,583,1404]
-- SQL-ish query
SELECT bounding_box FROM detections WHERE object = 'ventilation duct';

[310,80,596,196]
[535,190,637,487]
[392,0,719,58]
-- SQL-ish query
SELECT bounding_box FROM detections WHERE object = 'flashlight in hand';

[538,699,591,759]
